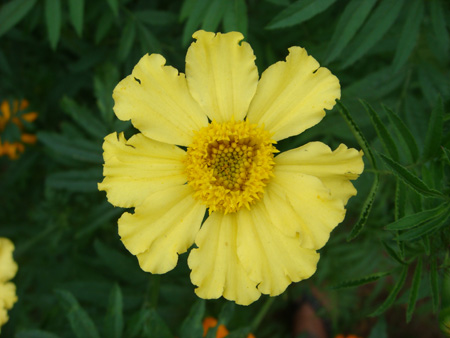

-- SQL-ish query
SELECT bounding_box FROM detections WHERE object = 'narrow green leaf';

[144,309,172,338]
[118,20,136,61]
[181,0,210,46]
[331,271,390,289]
[407,258,423,322]
[105,0,119,17]
[15,330,59,338]
[104,284,124,338]
[397,211,449,241]
[430,257,440,313]
[223,0,248,37]
[180,0,197,21]
[46,168,102,192]
[45,0,61,50]
[75,202,123,239]
[368,317,388,338]
[337,101,376,168]
[325,0,377,63]
[206,302,236,338]
[370,265,408,316]
[383,105,419,163]
[135,10,177,26]
[423,96,444,160]
[381,241,406,265]
[379,153,444,198]
[341,0,405,68]
[422,235,431,256]
[202,0,227,32]
[179,300,206,338]
[392,0,424,71]
[386,204,448,230]
[361,100,399,161]
[267,0,337,30]
[95,13,114,44]
[68,0,84,36]
[443,147,450,165]
[395,179,406,220]
[0,0,37,37]
[55,290,100,338]
[429,0,450,54]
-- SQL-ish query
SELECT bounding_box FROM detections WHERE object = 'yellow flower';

[99,31,364,305]
[0,99,38,160]
[0,238,18,329]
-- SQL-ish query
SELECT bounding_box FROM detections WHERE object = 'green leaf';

[206,302,236,338]
[325,0,377,63]
[395,179,406,220]
[392,0,424,71]
[429,0,450,54]
[179,300,206,338]
[202,0,227,32]
[347,173,379,241]
[406,258,423,322]
[430,257,440,313]
[135,10,177,26]
[95,13,114,44]
[223,0,248,37]
[379,153,444,198]
[331,271,390,289]
[105,0,119,17]
[181,0,210,46]
[383,105,419,163]
[144,309,173,338]
[44,0,62,50]
[361,100,399,161]
[381,241,406,265]
[118,20,136,61]
[341,0,405,68]
[397,211,449,241]
[368,317,388,338]
[370,265,408,316]
[0,0,37,37]
[386,204,448,230]
[423,96,444,160]
[266,0,337,30]
[75,202,123,239]
[104,284,124,338]
[443,147,450,165]
[55,290,100,338]
[180,0,198,21]
[337,101,376,168]
[68,0,84,36]
[46,168,102,192]
[15,330,59,338]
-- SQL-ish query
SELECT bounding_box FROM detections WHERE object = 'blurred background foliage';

[0,0,449,337]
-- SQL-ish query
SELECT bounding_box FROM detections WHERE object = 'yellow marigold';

[0,99,38,160]
[99,31,364,305]
[0,238,18,329]
[203,316,255,338]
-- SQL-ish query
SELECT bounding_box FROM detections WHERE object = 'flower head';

[202,316,255,338]
[0,238,18,328]
[99,31,364,305]
[0,100,37,160]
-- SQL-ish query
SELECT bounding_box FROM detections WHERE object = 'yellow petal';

[118,185,206,274]
[0,283,17,310]
[113,53,208,146]
[269,169,346,250]
[186,30,259,122]
[98,132,187,208]
[247,47,340,141]
[275,142,364,205]
[188,212,261,305]
[0,238,18,283]
[237,204,320,296]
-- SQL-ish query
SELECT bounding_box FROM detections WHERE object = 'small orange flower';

[335,334,363,338]
[0,99,37,160]
[202,317,255,338]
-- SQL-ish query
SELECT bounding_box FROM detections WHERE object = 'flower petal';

[113,53,208,146]
[0,238,18,283]
[98,132,187,209]
[275,142,364,205]
[186,30,259,122]
[188,212,261,305]
[268,168,346,250]
[237,203,320,296]
[247,47,340,141]
[119,185,206,274]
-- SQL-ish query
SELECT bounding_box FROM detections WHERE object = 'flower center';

[185,120,277,213]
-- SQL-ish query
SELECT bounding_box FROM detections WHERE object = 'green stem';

[150,274,160,308]
[251,296,275,331]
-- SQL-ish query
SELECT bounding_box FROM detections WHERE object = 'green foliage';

[1,0,449,337]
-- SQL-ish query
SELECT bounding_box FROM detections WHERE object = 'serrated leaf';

[201,0,227,32]
[55,290,100,338]
[406,258,423,322]
[370,265,408,316]
[44,0,61,50]
[383,105,419,163]
[179,300,205,338]
[15,330,59,338]
[392,0,424,71]
[386,203,448,230]
[397,211,449,241]
[223,0,248,37]
[423,96,444,160]
[0,0,37,37]
[181,0,210,46]
[430,257,440,313]
[341,0,405,69]
[325,0,377,63]
[361,100,399,161]
[118,20,136,61]
[429,0,450,54]
[266,0,337,30]
[331,271,390,289]
[379,153,444,198]
[104,284,124,338]
[381,241,405,265]
[395,179,406,220]
[105,0,119,17]
[68,0,84,36]
[46,168,102,192]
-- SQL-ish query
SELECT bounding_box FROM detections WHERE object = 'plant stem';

[251,296,275,331]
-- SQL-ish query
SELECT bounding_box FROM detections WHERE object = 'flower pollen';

[185,120,277,213]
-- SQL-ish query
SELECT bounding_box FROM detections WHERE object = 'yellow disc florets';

[185,120,277,213]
